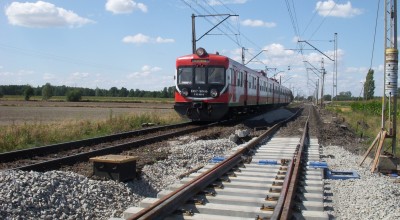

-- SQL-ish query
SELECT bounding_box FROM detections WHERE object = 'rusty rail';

[272,107,310,220]
[128,108,302,220]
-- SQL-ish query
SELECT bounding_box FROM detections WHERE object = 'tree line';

[0,84,175,101]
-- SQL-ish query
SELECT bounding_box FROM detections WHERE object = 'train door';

[256,77,260,105]
[272,84,274,104]
[244,71,248,106]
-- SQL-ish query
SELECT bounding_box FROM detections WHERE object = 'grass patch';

[1,95,174,103]
[0,112,185,153]
[326,100,400,156]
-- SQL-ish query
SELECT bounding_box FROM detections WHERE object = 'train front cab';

[174,48,230,121]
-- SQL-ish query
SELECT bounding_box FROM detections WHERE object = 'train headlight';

[196,47,207,57]
[181,88,189,97]
[210,88,219,98]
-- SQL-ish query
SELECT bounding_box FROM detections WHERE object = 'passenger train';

[174,48,292,121]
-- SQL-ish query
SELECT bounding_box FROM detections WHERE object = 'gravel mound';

[0,170,137,219]
[0,137,236,219]
[323,145,400,220]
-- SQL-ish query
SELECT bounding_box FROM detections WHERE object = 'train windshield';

[177,67,225,85]
[195,68,206,84]
[178,67,193,84]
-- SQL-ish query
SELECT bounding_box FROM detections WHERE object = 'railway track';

[0,121,217,172]
[120,105,328,220]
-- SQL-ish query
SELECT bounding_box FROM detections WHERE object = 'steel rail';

[272,107,310,220]
[128,108,302,220]
[0,122,194,163]
[8,122,218,172]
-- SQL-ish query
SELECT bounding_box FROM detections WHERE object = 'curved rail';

[128,108,302,220]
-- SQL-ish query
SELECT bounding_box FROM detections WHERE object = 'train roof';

[176,49,291,92]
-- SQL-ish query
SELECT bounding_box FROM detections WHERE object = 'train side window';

[240,72,244,87]
[178,67,193,85]
[194,68,206,84]
[230,69,235,85]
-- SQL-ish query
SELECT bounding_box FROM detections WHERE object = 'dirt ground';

[317,107,365,154]
[0,100,175,125]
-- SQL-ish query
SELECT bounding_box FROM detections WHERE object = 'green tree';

[66,89,82,102]
[95,87,102,96]
[128,89,135,97]
[167,86,175,98]
[42,83,53,100]
[23,85,34,101]
[108,87,118,97]
[161,87,168,98]
[364,69,375,100]
[323,94,332,101]
[119,87,128,97]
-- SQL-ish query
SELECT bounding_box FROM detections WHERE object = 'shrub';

[23,85,34,101]
[66,89,82,102]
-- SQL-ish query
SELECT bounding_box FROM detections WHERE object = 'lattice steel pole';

[384,0,398,155]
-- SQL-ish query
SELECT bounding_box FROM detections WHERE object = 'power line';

[370,0,382,69]
[180,0,267,65]
[308,1,337,40]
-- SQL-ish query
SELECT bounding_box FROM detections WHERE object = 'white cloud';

[241,19,276,28]
[263,43,294,57]
[105,0,147,14]
[208,0,248,6]
[122,33,149,44]
[5,1,94,28]
[156,37,175,43]
[43,73,56,80]
[70,72,90,80]
[127,65,161,79]
[316,0,363,18]
[122,33,175,44]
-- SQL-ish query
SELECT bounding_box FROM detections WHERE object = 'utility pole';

[192,14,196,53]
[316,79,319,106]
[191,13,238,54]
[332,33,338,102]
[384,0,398,155]
[242,47,245,65]
[320,58,325,108]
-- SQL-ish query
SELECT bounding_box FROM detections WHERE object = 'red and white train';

[174,48,292,121]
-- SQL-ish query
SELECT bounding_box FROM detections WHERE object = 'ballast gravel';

[0,137,236,219]
[323,145,400,220]
[2,120,400,220]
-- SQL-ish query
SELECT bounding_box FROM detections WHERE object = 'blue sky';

[0,0,389,97]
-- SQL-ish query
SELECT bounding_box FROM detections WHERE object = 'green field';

[326,99,400,156]
[0,96,182,153]
[1,95,174,103]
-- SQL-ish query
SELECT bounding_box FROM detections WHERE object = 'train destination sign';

[191,59,209,63]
